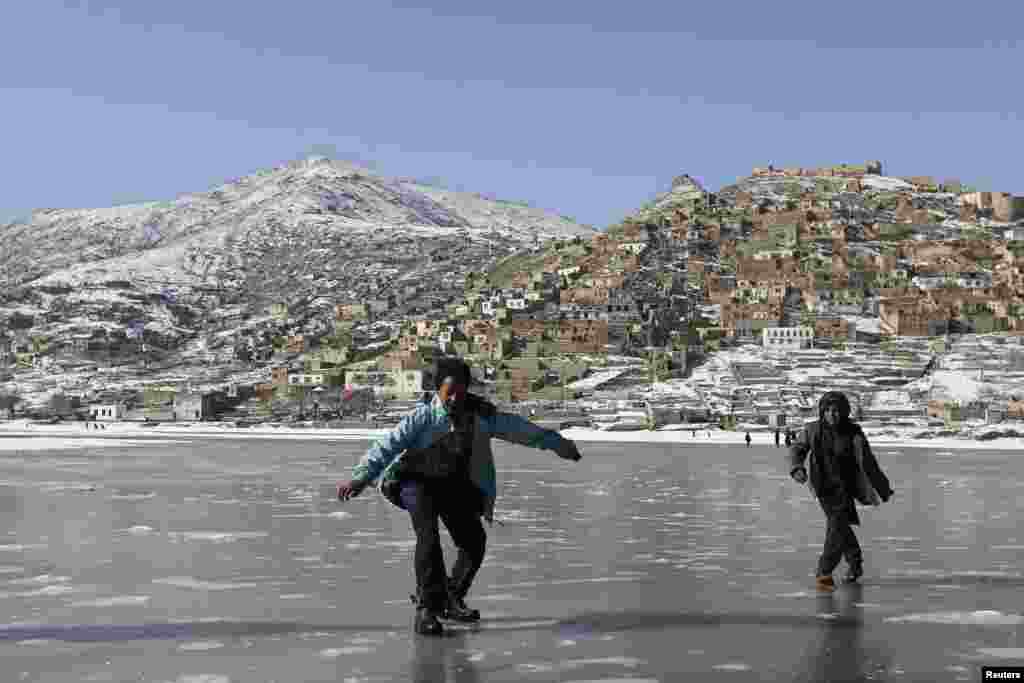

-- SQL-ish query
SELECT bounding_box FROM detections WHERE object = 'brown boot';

[815,575,835,591]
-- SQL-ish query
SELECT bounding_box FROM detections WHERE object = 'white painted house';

[89,404,125,421]
[763,326,814,350]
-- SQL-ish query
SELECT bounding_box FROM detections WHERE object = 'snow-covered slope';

[0,156,596,288]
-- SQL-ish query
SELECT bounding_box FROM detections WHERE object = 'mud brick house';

[508,271,533,288]
[254,383,275,403]
[556,320,609,354]
[560,288,610,306]
[462,319,498,345]
[271,366,289,386]
[814,317,851,340]
[959,192,1024,222]
[879,299,935,337]
[510,320,549,346]
[895,198,933,225]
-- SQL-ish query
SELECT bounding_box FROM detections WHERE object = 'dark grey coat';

[787,419,893,525]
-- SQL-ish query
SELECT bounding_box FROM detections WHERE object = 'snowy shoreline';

[0,419,1022,451]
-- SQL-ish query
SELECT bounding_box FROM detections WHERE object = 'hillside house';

[288,373,326,387]
[557,320,609,354]
[88,403,126,421]
[173,392,215,421]
[271,366,290,386]
[286,335,306,354]
[763,326,814,350]
[335,303,369,322]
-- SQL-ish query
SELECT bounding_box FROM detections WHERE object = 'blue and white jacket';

[351,395,571,522]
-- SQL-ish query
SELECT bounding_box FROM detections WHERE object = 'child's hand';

[337,479,368,501]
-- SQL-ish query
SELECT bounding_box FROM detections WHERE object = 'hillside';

[4,157,1024,419]
[0,156,596,360]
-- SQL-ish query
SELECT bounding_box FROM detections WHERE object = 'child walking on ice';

[788,391,894,589]
[337,357,584,635]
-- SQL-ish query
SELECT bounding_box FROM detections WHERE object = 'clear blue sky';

[2,0,1021,229]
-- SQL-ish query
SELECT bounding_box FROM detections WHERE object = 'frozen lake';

[0,435,1021,682]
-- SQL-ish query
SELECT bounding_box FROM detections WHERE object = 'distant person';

[784,430,792,448]
[692,429,697,438]
[774,429,781,448]
[337,356,584,636]
[745,431,752,448]
[788,391,894,590]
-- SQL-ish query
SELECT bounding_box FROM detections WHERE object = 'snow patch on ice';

[475,593,529,602]
[110,492,156,501]
[152,577,262,591]
[885,610,1024,625]
[977,648,1024,658]
[178,640,225,651]
[478,619,559,630]
[177,531,268,543]
[71,595,151,607]
[9,574,71,585]
[561,657,644,668]
[320,646,375,657]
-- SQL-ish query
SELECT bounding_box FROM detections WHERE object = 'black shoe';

[414,607,444,636]
[444,595,480,622]
[844,564,863,584]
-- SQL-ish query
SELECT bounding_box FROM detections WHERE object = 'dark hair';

[814,391,855,457]
[433,356,472,390]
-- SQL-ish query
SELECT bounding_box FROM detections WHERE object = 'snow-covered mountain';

[0,155,596,289]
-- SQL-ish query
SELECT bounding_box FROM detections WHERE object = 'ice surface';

[0,437,190,451]
[0,437,1020,681]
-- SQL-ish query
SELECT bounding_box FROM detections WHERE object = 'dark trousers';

[818,511,863,576]
[399,478,487,611]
